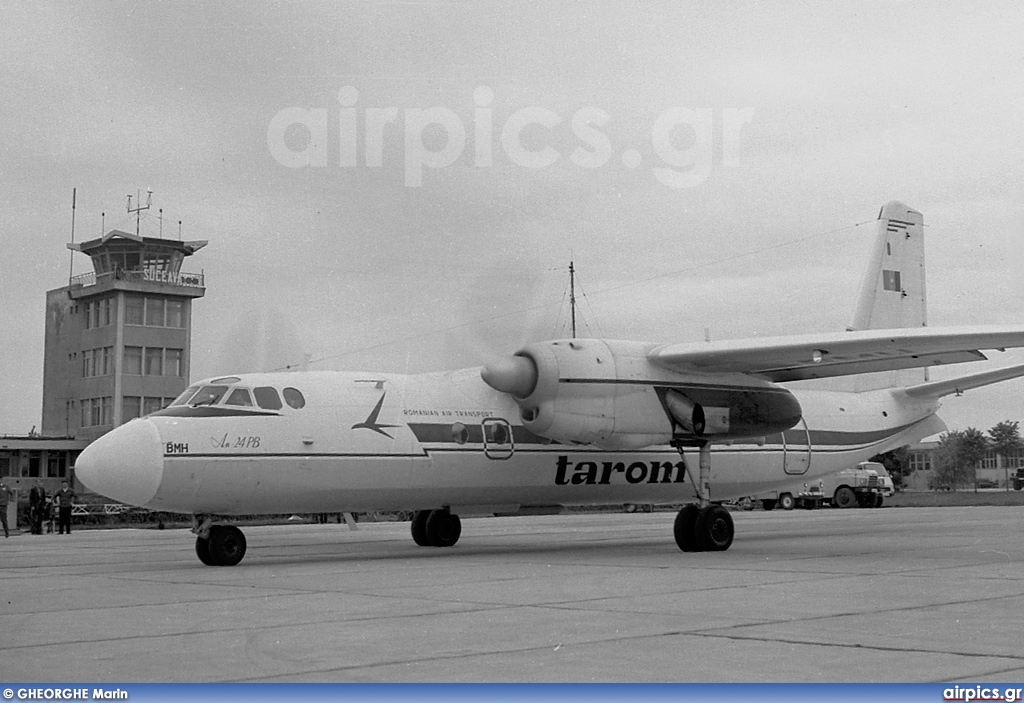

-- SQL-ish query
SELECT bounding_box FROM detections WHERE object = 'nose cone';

[75,419,164,507]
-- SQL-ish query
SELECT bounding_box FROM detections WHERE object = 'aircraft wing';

[649,326,1024,382]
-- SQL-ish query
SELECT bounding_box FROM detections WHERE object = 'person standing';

[53,480,77,535]
[0,480,15,538]
[29,480,46,535]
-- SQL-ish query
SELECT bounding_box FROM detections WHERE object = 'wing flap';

[650,326,1024,382]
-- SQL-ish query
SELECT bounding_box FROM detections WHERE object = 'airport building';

[1,219,207,528]
[41,229,207,441]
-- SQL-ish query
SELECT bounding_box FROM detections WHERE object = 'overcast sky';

[2,0,1022,438]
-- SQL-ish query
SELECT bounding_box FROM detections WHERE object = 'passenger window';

[282,387,305,409]
[486,422,509,445]
[189,385,229,406]
[253,386,282,410]
[170,385,200,406]
[225,388,254,407]
[451,422,469,444]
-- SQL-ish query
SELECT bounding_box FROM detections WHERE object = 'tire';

[761,499,777,511]
[673,504,701,552]
[779,493,796,510]
[195,536,216,566]
[695,505,734,552]
[833,486,857,509]
[208,525,247,566]
[874,495,884,508]
[425,510,461,547]
[411,510,431,546]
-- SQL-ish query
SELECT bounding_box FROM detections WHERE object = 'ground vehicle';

[822,461,888,508]
[1013,469,1024,491]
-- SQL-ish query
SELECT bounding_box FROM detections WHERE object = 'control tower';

[42,221,207,442]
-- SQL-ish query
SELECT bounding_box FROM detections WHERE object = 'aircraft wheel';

[673,504,701,552]
[410,510,432,546]
[761,499,777,511]
[425,510,461,547]
[779,493,796,510]
[195,536,216,566]
[695,505,734,551]
[833,486,856,508]
[208,525,247,566]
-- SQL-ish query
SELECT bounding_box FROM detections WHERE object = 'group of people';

[0,479,77,537]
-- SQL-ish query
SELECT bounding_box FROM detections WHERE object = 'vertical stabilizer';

[848,201,927,390]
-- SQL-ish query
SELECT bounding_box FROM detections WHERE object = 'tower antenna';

[68,188,76,284]
[127,187,153,237]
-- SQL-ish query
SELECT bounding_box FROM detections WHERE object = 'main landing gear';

[411,509,462,547]
[193,516,247,566]
[671,440,735,552]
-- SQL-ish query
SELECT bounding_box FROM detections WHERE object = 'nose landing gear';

[193,516,247,566]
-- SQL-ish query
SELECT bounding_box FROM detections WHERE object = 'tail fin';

[849,201,927,332]
[846,201,927,391]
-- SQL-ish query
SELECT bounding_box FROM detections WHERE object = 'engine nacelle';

[482,338,803,450]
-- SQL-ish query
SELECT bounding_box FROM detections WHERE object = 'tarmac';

[2,505,1023,683]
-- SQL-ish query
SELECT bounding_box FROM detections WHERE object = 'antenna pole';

[68,188,76,284]
[127,187,153,237]
[569,260,577,339]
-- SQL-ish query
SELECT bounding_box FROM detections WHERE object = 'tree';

[988,420,1023,491]
[933,429,989,491]
[961,427,991,492]
[870,446,910,489]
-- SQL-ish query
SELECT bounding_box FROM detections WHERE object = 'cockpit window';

[282,387,305,409]
[253,386,283,410]
[189,385,229,406]
[224,388,254,407]
[170,385,200,406]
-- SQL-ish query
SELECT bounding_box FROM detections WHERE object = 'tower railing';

[69,268,205,289]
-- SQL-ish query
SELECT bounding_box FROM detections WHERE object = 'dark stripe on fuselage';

[149,406,282,418]
[405,419,922,449]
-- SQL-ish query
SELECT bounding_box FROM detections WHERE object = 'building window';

[166,299,184,328]
[0,456,10,477]
[165,348,183,377]
[82,349,94,378]
[81,397,113,427]
[980,451,998,470]
[102,297,113,326]
[124,346,143,375]
[144,347,163,376]
[145,297,165,326]
[909,451,932,472]
[125,295,144,325]
[142,397,166,415]
[123,396,141,422]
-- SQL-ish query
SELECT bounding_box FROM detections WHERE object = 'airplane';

[74,201,1024,566]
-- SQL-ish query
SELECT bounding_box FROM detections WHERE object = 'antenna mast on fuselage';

[569,260,577,339]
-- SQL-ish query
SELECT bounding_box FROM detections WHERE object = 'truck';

[751,462,892,511]
[1013,468,1024,491]
[821,461,890,508]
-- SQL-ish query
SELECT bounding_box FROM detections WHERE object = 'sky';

[1,0,1022,438]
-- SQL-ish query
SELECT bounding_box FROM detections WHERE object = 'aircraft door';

[482,417,514,460]
[783,418,812,475]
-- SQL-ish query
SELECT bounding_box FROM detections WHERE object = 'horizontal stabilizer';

[650,325,1024,383]
[902,363,1024,399]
